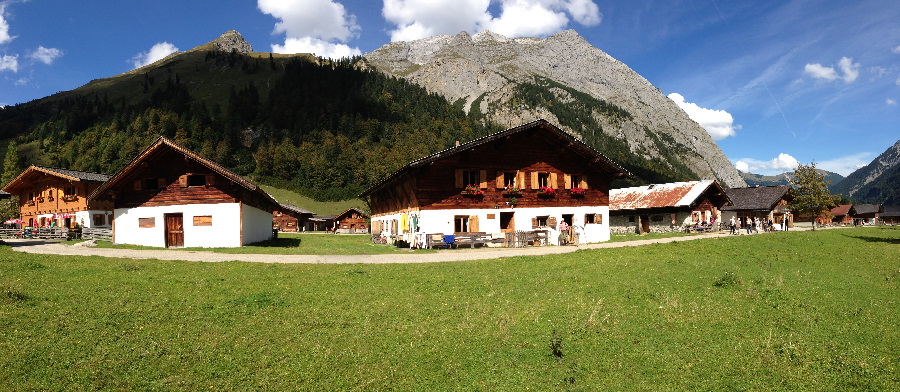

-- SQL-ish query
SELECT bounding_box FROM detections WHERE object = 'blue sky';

[1,0,897,177]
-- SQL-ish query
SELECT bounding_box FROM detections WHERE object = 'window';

[585,213,596,224]
[570,175,581,189]
[536,216,549,227]
[93,214,105,226]
[138,217,156,228]
[628,216,635,223]
[64,186,76,197]
[193,216,213,226]
[652,215,664,222]
[462,171,479,187]
[537,173,550,188]
[504,172,517,187]
[454,216,470,233]
[186,174,206,187]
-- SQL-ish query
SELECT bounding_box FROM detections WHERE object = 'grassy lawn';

[608,231,696,242]
[77,233,435,255]
[260,185,366,215]
[2,227,898,390]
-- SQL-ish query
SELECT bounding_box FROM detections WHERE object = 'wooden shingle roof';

[2,165,112,194]
[721,185,792,211]
[849,204,882,216]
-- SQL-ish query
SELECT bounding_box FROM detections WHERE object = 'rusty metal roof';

[610,180,723,211]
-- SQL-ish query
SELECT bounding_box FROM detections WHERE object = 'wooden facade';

[1,166,113,228]
[361,120,629,245]
[90,137,279,248]
[721,185,794,228]
[274,203,314,232]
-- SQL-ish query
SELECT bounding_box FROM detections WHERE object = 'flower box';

[537,186,556,196]
[570,187,586,196]
[62,195,78,202]
[25,201,35,206]
[502,186,522,196]
[462,184,484,196]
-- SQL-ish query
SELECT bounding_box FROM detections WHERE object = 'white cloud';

[735,161,749,173]
[888,98,897,106]
[0,54,17,72]
[28,46,62,65]
[732,153,800,175]
[803,56,860,83]
[0,4,12,45]
[271,36,361,58]
[259,0,361,59]
[892,45,900,54]
[383,0,602,42]
[770,153,799,170]
[667,93,737,140]
[817,152,873,177]
[130,42,179,69]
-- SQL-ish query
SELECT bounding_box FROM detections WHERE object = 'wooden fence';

[81,228,113,241]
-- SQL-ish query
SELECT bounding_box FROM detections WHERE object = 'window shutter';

[517,171,525,188]
[580,177,588,189]
[479,170,488,189]
[531,172,538,189]
[469,215,479,232]
[550,173,558,189]
[495,171,504,188]
[548,217,558,229]
[455,169,463,188]
[531,217,538,229]
[178,175,188,187]
[133,180,142,191]
[205,174,215,187]
[564,174,572,189]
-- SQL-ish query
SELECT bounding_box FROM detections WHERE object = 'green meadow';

[1,227,897,390]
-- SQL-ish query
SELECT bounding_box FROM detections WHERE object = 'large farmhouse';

[360,120,630,246]
[2,165,113,228]
[609,180,731,234]
[89,137,278,248]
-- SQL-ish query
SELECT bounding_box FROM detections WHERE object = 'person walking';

[729,216,736,235]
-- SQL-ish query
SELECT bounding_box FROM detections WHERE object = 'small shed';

[273,203,314,232]
[609,180,731,234]
[334,207,369,234]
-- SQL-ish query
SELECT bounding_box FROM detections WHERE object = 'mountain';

[741,170,844,189]
[831,140,900,204]
[362,30,746,188]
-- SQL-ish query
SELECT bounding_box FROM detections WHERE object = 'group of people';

[728,216,787,235]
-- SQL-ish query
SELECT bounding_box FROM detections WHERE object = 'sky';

[0,0,897,177]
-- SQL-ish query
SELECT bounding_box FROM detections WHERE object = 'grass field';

[2,227,898,390]
[260,185,366,216]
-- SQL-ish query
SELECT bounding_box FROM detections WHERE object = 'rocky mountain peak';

[197,30,253,53]
[363,30,746,187]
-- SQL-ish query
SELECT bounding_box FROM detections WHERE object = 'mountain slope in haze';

[363,30,746,188]
[741,170,844,190]
[831,140,900,204]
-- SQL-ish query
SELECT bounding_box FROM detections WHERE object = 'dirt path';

[3,229,806,264]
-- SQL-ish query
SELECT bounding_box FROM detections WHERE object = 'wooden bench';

[425,233,508,249]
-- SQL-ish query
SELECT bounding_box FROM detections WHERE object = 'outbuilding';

[609,180,731,234]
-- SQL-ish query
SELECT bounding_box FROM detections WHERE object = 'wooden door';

[500,212,515,233]
[640,215,650,234]
[165,213,184,248]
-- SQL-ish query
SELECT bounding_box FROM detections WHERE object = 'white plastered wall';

[114,203,260,248]
[74,210,113,228]
[372,206,611,244]
[241,203,275,245]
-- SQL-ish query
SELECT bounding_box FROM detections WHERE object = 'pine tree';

[790,162,838,230]
[2,141,20,186]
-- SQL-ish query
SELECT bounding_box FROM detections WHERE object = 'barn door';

[640,215,650,234]
[165,213,184,248]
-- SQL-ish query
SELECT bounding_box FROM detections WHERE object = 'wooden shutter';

[531,217,538,229]
[469,215,479,232]
[455,169,463,188]
[548,217,557,228]
[564,174,572,189]
[550,173,558,189]
[517,171,525,188]
[205,174,215,187]
[531,172,539,189]
[479,170,488,189]
[496,171,504,188]
[580,177,588,189]
[178,175,188,187]
[133,180,142,191]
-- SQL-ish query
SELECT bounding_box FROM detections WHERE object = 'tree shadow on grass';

[250,238,303,248]
[842,234,900,245]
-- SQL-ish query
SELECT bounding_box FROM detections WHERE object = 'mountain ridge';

[831,140,900,204]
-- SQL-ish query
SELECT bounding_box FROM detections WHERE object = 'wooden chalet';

[879,205,900,225]
[830,204,853,225]
[334,207,369,234]
[721,185,793,227]
[609,180,731,234]
[2,165,113,228]
[360,119,630,245]
[89,137,279,248]
[304,215,336,231]
[849,204,882,225]
[273,203,314,232]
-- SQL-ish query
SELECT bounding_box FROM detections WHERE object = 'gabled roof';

[278,203,315,216]
[335,207,368,220]
[830,204,852,217]
[2,165,112,194]
[880,205,900,218]
[89,136,277,207]
[721,185,792,211]
[849,204,882,216]
[359,119,630,197]
[609,180,729,211]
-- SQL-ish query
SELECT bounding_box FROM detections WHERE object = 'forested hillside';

[0,51,499,200]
